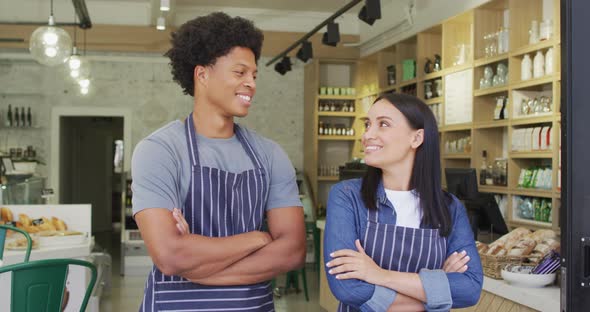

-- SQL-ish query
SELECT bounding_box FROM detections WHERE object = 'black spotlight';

[358,0,382,26]
[281,56,292,71]
[296,41,313,62]
[322,22,340,47]
[274,56,292,75]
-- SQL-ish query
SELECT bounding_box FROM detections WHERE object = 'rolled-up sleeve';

[418,269,452,311]
[324,182,379,309]
[445,196,484,308]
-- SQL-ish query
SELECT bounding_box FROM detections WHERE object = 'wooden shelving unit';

[304,0,561,230]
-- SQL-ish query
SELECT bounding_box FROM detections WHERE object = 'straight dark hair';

[360,93,452,236]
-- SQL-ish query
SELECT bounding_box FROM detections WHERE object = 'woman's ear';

[194,65,208,85]
[411,129,424,149]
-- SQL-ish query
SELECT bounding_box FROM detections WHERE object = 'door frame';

[50,106,132,203]
[562,0,590,309]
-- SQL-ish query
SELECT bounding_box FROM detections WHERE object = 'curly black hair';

[165,12,264,96]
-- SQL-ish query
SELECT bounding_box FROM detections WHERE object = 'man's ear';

[411,129,424,149]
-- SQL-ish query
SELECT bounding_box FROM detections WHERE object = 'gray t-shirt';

[131,120,302,215]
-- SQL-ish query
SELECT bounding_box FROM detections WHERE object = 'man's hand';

[172,207,272,244]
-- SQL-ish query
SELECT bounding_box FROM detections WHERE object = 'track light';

[274,57,292,75]
[296,41,313,62]
[358,0,382,26]
[322,22,340,47]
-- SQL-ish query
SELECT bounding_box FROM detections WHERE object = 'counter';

[316,219,560,312]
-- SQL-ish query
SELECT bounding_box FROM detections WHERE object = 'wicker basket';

[479,253,526,279]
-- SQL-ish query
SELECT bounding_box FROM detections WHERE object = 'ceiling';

[88,0,364,13]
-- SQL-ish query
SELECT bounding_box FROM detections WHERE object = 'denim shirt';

[324,179,483,311]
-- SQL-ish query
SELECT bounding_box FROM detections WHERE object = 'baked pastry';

[528,229,556,244]
[52,217,67,231]
[508,237,536,256]
[504,228,532,251]
[486,244,507,256]
[1,207,13,222]
[476,241,489,254]
[18,214,32,227]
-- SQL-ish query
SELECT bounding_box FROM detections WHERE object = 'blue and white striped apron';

[338,205,447,311]
[140,113,274,311]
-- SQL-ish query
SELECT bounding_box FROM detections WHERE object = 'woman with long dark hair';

[324,93,483,311]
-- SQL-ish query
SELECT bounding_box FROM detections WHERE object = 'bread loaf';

[508,237,536,256]
[18,214,32,227]
[52,217,67,231]
[476,241,489,254]
[1,207,13,222]
[529,229,556,243]
[486,244,507,256]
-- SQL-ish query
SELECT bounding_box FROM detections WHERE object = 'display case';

[0,176,45,205]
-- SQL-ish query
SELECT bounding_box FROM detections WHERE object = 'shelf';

[318,176,339,182]
[422,71,444,81]
[379,85,397,94]
[318,111,357,117]
[442,62,474,75]
[0,126,44,130]
[508,219,553,229]
[510,40,556,58]
[510,115,554,126]
[474,54,509,67]
[511,188,554,198]
[509,151,553,159]
[357,91,380,99]
[399,78,418,88]
[424,97,443,105]
[318,136,356,141]
[442,153,471,159]
[478,185,509,194]
[318,95,357,100]
[473,85,508,97]
[473,120,509,129]
[510,75,555,90]
[441,123,472,132]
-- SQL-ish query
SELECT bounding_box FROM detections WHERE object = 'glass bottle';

[480,150,488,185]
[14,107,19,127]
[6,104,12,127]
[27,107,32,127]
[20,106,26,127]
[545,48,554,75]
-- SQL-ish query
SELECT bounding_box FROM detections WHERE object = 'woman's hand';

[326,239,384,285]
[443,250,470,273]
[172,208,190,235]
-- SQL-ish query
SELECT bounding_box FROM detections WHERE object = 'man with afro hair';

[132,12,306,311]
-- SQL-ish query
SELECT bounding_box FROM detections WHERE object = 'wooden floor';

[452,290,538,312]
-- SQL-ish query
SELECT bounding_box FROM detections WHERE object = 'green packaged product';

[517,169,526,187]
[530,168,539,188]
[522,169,533,188]
[532,198,542,221]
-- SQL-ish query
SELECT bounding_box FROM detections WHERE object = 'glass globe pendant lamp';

[68,47,90,80]
[29,1,72,66]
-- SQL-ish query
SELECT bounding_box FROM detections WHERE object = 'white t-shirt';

[384,189,422,228]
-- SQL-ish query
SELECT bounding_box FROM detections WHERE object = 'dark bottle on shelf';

[480,150,488,185]
[14,107,19,127]
[20,106,26,127]
[27,107,32,127]
[6,104,12,127]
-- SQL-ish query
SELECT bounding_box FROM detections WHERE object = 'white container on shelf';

[545,48,554,75]
[521,54,532,81]
[533,51,545,78]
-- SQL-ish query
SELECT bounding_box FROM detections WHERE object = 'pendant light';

[68,16,89,80]
[77,29,91,95]
[29,0,73,66]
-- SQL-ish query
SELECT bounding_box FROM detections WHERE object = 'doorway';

[59,116,123,233]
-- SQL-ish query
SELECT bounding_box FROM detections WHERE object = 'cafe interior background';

[1,0,585,311]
